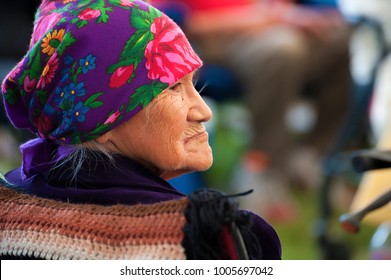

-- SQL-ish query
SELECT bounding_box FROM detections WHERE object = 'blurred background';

[1,0,391,260]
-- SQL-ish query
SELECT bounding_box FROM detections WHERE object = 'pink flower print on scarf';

[104,111,121,125]
[145,16,202,85]
[120,0,134,7]
[109,65,135,88]
[39,0,57,16]
[78,8,101,20]
[37,53,59,89]
[23,76,37,93]
[30,12,62,47]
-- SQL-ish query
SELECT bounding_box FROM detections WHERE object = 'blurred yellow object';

[350,124,391,225]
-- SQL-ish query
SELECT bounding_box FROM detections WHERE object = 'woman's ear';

[95,131,112,144]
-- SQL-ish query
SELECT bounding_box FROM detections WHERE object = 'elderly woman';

[0,0,281,260]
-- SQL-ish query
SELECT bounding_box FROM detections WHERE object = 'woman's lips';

[184,131,208,144]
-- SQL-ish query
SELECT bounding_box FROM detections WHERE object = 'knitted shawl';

[0,177,258,260]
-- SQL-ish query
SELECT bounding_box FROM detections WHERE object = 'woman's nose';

[188,90,213,123]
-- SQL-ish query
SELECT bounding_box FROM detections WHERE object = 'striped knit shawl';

[0,180,257,260]
[0,185,188,260]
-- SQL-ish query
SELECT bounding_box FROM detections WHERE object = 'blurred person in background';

[151,0,352,221]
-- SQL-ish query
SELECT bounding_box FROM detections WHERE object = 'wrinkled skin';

[97,72,213,180]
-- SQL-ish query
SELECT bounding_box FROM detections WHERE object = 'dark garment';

[6,153,184,205]
[5,153,282,259]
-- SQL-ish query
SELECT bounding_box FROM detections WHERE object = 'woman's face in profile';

[105,72,213,179]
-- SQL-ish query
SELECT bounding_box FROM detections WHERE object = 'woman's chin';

[160,156,213,180]
[192,155,214,172]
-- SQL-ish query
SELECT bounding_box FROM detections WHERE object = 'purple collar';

[6,148,185,205]
[20,138,73,180]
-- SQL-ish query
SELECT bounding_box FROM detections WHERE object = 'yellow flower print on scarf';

[41,29,66,56]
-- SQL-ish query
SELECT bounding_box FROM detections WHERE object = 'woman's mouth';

[184,131,208,144]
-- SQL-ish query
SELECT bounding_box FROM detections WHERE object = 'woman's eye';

[169,83,181,91]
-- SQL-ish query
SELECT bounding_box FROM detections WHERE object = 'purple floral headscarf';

[1,0,202,145]
[1,0,202,179]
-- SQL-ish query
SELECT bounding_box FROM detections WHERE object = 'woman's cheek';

[150,131,185,170]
